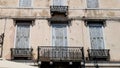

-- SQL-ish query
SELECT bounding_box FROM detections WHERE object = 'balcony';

[50,6,68,15]
[38,46,84,62]
[11,48,33,60]
[88,49,110,61]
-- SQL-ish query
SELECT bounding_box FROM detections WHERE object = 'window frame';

[87,21,106,49]
[14,20,32,48]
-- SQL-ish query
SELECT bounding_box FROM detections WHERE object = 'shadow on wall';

[0,33,4,58]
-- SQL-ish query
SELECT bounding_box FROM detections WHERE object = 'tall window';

[88,21,104,49]
[15,21,30,48]
[53,0,66,6]
[87,0,99,8]
[19,0,32,7]
[52,24,67,46]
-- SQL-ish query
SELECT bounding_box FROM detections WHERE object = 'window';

[15,21,30,48]
[88,21,104,49]
[52,24,67,46]
[19,0,32,7]
[87,0,99,8]
[53,0,67,6]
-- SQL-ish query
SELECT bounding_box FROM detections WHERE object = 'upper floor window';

[87,0,99,8]
[53,0,67,6]
[19,0,32,7]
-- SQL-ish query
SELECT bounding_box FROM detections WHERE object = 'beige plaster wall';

[2,19,15,59]
[105,21,120,61]
[100,0,120,8]
[30,20,50,59]
[0,19,5,34]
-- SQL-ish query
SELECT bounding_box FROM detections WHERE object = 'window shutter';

[89,23,104,49]
[19,0,32,7]
[52,24,67,46]
[87,0,99,8]
[53,0,66,6]
[16,23,30,48]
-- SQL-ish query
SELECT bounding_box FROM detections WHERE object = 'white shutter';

[89,23,104,49]
[19,0,32,7]
[16,23,30,48]
[87,0,99,8]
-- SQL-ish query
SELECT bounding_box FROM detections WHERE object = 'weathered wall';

[2,19,15,59]
[0,0,120,61]
[105,21,120,61]
[30,20,50,59]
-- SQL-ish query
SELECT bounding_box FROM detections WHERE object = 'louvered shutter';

[52,24,67,59]
[52,24,67,46]
[89,23,104,49]
[53,0,66,6]
[16,23,30,48]
[87,0,99,8]
[19,0,32,7]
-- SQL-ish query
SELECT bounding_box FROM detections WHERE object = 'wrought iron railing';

[11,48,33,59]
[38,46,84,62]
[88,49,110,60]
[50,6,68,15]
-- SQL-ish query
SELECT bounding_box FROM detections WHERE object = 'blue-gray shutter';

[19,0,32,7]
[53,0,66,6]
[52,24,67,46]
[16,23,30,48]
[89,24,104,49]
[87,0,99,8]
[52,24,67,59]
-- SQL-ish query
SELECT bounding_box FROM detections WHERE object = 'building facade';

[0,0,120,68]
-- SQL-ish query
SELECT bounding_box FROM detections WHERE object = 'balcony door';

[53,0,66,6]
[89,22,104,49]
[52,24,67,59]
[15,22,30,48]
[52,24,67,47]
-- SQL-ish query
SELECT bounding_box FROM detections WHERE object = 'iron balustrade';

[50,6,68,15]
[38,46,84,62]
[11,48,33,59]
[88,49,110,61]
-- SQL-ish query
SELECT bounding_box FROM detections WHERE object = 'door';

[52,24,67,59]
[15,23,30,48]
[89,23,104,49]
[52,24,67,47]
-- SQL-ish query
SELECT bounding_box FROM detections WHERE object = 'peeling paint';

[40,9,48,16]
[0,1,7,6]
[107,11,115,16]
